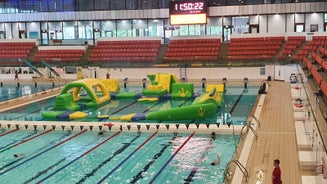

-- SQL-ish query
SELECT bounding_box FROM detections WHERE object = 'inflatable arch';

[60,78,110,108]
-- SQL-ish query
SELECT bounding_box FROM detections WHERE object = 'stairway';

[82,45,96,64]
[156,44,168,64]
[218,42,229,61]
[27,45,38,62]
[276,40,287,59]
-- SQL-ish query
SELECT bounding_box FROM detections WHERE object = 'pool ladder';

[224,159,249,182]
[240,114,260,140]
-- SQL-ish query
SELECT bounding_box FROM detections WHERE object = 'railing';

[240,122,258,141]
[295,63,327,153]
[224,159,249,183]
[251,114,261,128]
[240,114,260,140]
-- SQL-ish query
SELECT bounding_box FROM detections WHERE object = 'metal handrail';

[240,120,258,140]
[295,64,327,153]
[224,159,249,182]
[248,124,258,140]
[251,114,261,128]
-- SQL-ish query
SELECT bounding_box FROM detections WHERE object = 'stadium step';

[218,42,229,60]
[156,44,168,64]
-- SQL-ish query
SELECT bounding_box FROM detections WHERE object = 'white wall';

[259,15,267,34]
[27,22,40,39]
[305,13,324,32]
[5,23,12,39]
[286,14,295,32]
[295,13,305,23]
[268,14,286,33]
[249,15,259,25]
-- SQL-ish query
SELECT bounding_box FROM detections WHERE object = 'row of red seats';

[0,53,29,58]
[0,50,29,54]
[320,81,327,100]
[0,61,22,66]
[97,40,160,45]
[303,45,321,51]
[97,44,160,49]
[35,53,83,58]
[313,36,327,41]
[0,46,34,50]
[168,42,220,48]
[229,50,276,55]
[311,67,322,86]
[93,48,158,53]
[293,55,306,61]
[318,47,327,57]
[167,47,219,52]
[229,41,282,46]
[265,36,285,41]
[287,36,305,41]
[170,38,220,44]
[285,40,302,46]
[281,48,295,55]
[311,52,325,65]
[297,50,309,57]
[37,50,84,53]
[228,55,273,60]
[229,45,280,51]
[164,56,217,61]
[90,57,156,62]
[230,37,284,42]
[32,58,81,62]
[284,45,298,50]
[307,41,327,46]
[302,57,325,86]
[166,51,218,57]
[0,42,35,46]
[91,52,157,57]
[231,37,265,41]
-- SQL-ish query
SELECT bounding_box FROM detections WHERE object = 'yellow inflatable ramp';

[206,84,225,93]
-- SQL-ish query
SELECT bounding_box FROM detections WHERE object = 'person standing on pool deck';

[272,159,282,184]
[14,70,19,81]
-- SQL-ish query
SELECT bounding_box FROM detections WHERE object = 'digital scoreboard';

[169,0,208,25]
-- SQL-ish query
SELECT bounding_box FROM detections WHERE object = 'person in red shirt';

[272,159,282,184]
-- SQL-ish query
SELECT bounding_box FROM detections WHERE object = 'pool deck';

[244,81,302,184]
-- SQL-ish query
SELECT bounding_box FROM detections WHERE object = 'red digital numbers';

[176,2,204,11]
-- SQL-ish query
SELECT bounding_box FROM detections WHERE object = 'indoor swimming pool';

[0,129,239,184]
[0,84,258,183]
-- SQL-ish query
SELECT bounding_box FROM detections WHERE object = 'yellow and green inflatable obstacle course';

[41,73,225,122]
[114,77,225,121]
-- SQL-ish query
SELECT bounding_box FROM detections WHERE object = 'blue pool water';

[0,84,256,183]
[0,130,239,184]
[0,85,258,125]
[0,82,62,102]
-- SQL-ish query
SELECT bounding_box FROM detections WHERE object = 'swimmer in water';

[211,154,220,165]
[13,153,25,158]
[97,130,106,137]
